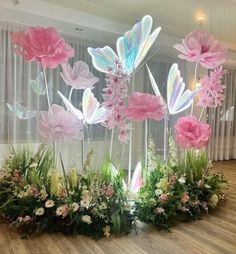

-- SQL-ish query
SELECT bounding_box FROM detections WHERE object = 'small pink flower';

[11,26,74,69]
[197,66,226,108]
[159,194,169,202]
[125,92,165,121]
[155,207,165,214]
[38,104,83,141]
[28,185,39,198]
[181,192,190,203]
[175,115,211,149]
[105,184,114,198]
[168,174,177,184]
[60,61,99,89]
[174,30,227,69]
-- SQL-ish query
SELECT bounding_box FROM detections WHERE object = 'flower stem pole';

[199,108,205,121]
[42,67,51,109]
[190,61,199,115]
[128,76,135,185]
[164,112,169,161]
[109,128,114,159]
[145,119,148,168]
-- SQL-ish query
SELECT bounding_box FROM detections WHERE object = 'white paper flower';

[178,176,186,184]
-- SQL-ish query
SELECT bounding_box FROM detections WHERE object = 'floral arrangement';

[0,145,134,238]
[1,15,229,238]
[135,139,228,230]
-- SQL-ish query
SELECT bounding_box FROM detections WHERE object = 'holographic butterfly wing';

[6,103,36,120]
[82,88,107,124]
[134,21,161,69]
[109,162,127,191]
[87,46,118,73]
[30,72,46,95]
[130,162,143,193]
[57,91,84,120]
[167,64,195,115]
[116,19,142,74]
[146,64,162,97]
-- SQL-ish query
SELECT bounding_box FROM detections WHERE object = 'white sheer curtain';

[208,66,236,161]
[0,20,185,170]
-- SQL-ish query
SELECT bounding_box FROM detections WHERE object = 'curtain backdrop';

[0,20,186,170]
[208,67,236,161]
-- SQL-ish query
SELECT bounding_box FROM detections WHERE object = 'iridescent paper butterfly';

[88,15,161,75]
[57,88,107,125]
[6,103,37,120]
[147,63,195,115]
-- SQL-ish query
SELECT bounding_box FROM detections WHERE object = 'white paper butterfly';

[57,88,107,125]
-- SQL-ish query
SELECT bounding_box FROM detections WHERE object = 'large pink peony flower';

[174,115,211,149]
[125,92,165,121]
[60,61,99,89]
[38,104,83,141]
[11,26,74,69]
[174,30,227,69]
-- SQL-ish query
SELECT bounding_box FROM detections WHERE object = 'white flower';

[100,202,107,210]
[209,194,219,208]
[35,207,44,216]
[56,206,63,216]
[29,162,38,168]
[178,176,186,184]
[204,184,211,189]
[71,202,79,212]
[82,215,92,224]
[39,187,48,200]
[45,199,55,208]
[80,199,90,209]
[155,189,163,196]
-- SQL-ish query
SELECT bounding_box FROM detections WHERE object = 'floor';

[0,160,236,254]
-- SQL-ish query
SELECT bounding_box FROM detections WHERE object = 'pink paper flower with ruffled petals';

[175,115,211,149]
[60,61,99,89]
[38,104,83,141]
[197,66,226,108]
[125,92,165,121]
[11,26,74,69]
[174,30,227,69]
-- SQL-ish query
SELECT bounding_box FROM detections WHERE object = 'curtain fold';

[208,68,236,161]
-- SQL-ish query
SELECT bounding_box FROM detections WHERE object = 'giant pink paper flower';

[125,92,165,121]
[174,115,211,149]
[38,104,83,141]
[60,61,99,89]
[11,26,74,69]
[174,30,227,69]
[197,66,226,108]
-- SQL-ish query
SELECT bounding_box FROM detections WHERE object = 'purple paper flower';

[60,61,99,89]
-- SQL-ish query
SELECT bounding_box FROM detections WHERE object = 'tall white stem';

[190,61,199,115]
[109,128,114,159]
[42,67,51,109]
[199,108,205,121]
[128,76,135,185]
[68,87,74,101]
[145,119,148,168]
[164,112,169,161]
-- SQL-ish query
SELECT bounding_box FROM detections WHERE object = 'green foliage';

[0,145,134,239]
[135,140,228,231]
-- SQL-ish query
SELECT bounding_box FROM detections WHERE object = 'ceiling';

[40,0,236,50]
